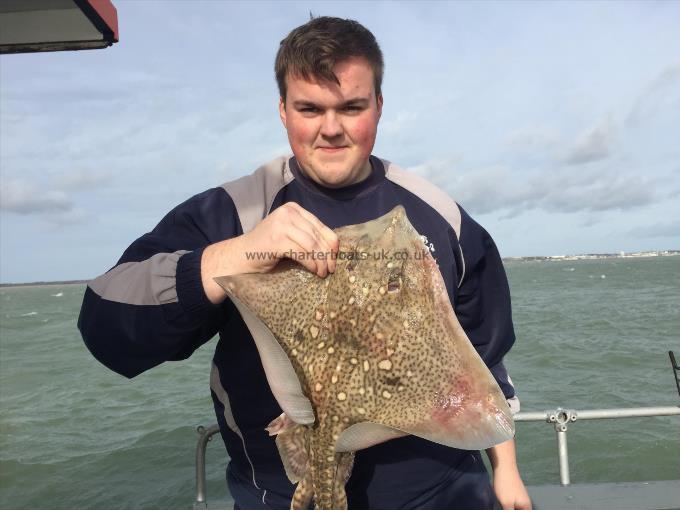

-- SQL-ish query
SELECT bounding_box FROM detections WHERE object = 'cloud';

[627,61,680,126]
[3,69,167,107]
[561,117,615,165]
[44,207,90,226]
[504,126,561,153]
[381,111,420,136]
[55,168,113,191]
[667,186,680,199]
[409,161,532,216]
[545,171,655,213]
[411,159,657,219]
[0,179,72,215]
[628,220,680,239]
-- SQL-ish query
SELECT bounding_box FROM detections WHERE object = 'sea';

[1,256,679,509]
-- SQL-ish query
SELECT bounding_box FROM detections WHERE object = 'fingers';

[282,219,328,277]
[286,203,339,273]
[244,202,337,277]
[273,203,337,277]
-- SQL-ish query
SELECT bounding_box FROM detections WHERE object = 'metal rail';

[514,406,680,486]
[195,424,221,506]
[193,406,680,505]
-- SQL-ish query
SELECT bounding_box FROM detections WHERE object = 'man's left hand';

[493,464,533,510]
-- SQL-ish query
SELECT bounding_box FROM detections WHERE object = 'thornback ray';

[214,205,514,510]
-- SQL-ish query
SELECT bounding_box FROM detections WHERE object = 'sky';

[1,1,679,283]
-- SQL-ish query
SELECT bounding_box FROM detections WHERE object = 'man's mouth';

[317,146,347,153]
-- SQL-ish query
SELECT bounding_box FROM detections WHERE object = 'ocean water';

[1,257,679,509]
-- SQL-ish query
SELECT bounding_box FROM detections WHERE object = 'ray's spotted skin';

[215,206,514,510]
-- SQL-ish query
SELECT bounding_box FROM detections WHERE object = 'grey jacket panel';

[383,160,466,286]
[88,250,189,305]
[382,159,462,239]
[221,155,294,235]
[88,156,293,308]
[211,362,267,500]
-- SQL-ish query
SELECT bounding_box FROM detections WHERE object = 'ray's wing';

[332,207,515,452]
[214,260,328,425]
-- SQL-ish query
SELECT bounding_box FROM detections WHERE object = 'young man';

[79,16,531,510]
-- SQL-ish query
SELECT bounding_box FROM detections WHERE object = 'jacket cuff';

[176,247,219,320]
[489,361,516,400]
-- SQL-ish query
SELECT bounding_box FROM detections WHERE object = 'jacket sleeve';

[453,205,519,407]
[77,188,241,378]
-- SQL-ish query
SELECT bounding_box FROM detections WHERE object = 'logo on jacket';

[420,234,436,254]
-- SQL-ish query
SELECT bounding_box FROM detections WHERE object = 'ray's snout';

[424,374,514,450]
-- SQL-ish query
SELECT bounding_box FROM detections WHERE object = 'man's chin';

[314,151,350,168]
[307,166,355,188]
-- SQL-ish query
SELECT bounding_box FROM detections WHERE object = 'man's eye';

[344,105,362,112]
[300,107,319,113]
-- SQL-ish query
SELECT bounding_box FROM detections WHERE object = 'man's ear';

[279,97,287,128]
[377,93,383,119]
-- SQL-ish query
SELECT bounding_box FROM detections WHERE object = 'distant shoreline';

[0,280,88,289]
[1,250,677,287]
[503,250,679,262]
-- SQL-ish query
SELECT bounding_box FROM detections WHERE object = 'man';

[79,16,531,510]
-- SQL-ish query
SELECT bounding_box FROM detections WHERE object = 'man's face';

[279,57,383,188]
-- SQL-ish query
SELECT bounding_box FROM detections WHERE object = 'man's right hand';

[200,202,339,304]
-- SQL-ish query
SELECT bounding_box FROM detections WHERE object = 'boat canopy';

[0,0,118,54]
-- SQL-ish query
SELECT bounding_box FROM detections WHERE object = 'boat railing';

[513,405,680,486]
[192,404,680,507]
[195,423,221,508]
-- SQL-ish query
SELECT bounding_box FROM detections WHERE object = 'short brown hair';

[275,16,384,102]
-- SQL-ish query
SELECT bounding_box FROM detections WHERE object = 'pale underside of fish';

[214,205,514,510]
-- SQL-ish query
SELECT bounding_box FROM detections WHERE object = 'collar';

[288,155,386,201]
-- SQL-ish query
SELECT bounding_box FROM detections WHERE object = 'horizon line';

[2,249,677,287]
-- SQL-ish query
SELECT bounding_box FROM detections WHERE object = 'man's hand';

[486,439,532,510]
[201,202,339,304]
[492,463,532,510]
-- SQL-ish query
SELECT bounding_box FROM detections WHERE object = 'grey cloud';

[627,61,680,126]
[578,214,603,228]
[628,220,680,239]
[3,69,166,105]
[410,162,530,216]
[0,180,72,215]
[55,169,113,191]
[562,117,614,165]
[7,87,127,105]
[45,208,90,226]
[412,159,657,219]
[545,173,655,213]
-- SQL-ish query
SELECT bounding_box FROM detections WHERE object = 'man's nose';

[320,111,343,138]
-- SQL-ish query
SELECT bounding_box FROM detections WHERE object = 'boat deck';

[192,480,680,510]
[528,480,680,510]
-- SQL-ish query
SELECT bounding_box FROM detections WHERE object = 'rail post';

[547,408,577,486]
[195,424,220,508]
